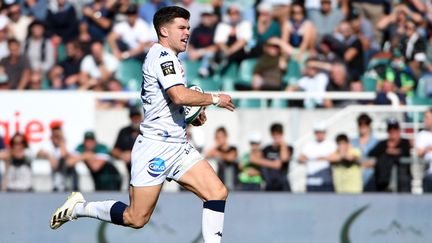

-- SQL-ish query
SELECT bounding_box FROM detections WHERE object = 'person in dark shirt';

[262,123,292,191]
[111,106,142,172]
[187,10,218,77]
[0,38,31,89]
[45,0,79,44]
[336,20,364,81]
[368,118,412,192]
[80,0,115,42]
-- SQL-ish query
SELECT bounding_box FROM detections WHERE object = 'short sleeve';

[154,53,184,90]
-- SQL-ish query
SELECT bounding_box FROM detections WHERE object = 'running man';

[50,6,235,243]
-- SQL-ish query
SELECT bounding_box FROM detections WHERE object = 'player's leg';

[177,159,228,243]
[50,184,162,229]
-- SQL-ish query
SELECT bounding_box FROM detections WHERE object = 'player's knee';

[206,184,228,201]
[125,211,151,229]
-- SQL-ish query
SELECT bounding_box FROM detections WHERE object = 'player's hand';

[191,109,207,126]
[217,94,235,111]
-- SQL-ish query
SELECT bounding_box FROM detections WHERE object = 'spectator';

[351,0,387,44]
[37,122,77,191]
[106,0,133,23]
[368,118,412,192]
[23,20,55,75]
[309,0,345,42]
[261,123,292,191]
[107,3,156,62]
[375,49,416,104]
[97,77,128,109]
[20,0,48,21]
[205,127,238,190]
[27,69,44,90]
[328,133,362,193]
[299,122,337,192]
[238,132,264,191]
[351,113,379,191]
[0,134,7,189]
[415,108,432,193]
[111,106,142,173]
[323,62,350,108]
[67,131,122,191]
[399,19,427,78]
[6,3,33,43]
[249,2,281,57]
[249,38,288,91]
[138,0,171,25]
[79,40,119,90]
[334,20,364,82]
[79,0,115,42]
[2,133,33,192]
[187,9,218,78]
[45,0,79,44]
[0,38,31,89]
[281,2,316,63]
[48,39,84,89]
[213,4,253,72]
[286,58,329,108]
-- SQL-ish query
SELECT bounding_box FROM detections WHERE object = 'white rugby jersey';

[140,43,188,143]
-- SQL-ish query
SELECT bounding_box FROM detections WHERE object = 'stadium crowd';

[1,0,432,193]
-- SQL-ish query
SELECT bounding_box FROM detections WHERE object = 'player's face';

[166,17,190,54]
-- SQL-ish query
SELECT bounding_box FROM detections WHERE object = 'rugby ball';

[184,85,204,124]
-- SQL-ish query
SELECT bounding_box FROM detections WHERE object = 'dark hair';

[357,113,372,125]
[153,6,190,37]
[7,38,20,46]
[336,133,349,143]
[270,123,283,134]
[25,20,47,62]
[215,126,227,136]
[10,133,28,148]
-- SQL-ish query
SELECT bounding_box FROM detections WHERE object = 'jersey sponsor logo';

[159,51,169,58]
[161,61,176,76]
[147,157,166,177]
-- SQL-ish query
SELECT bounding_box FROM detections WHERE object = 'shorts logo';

[147,158,166,177]
[161,61,176,76]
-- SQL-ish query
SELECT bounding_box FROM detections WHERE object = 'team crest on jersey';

[147,158,166,177]
[161,61,176,76]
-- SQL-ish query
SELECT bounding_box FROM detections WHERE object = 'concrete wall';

[1,193,432,243]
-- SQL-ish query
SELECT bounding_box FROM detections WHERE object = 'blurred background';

[1,0,432,242]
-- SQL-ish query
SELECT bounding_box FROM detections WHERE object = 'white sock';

[202,200,225,243]
[73,200,117,222]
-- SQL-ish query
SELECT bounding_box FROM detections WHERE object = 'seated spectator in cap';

[45,0,79,44]
[238,132,264,191]
[281,2,316,63]
[309,0,346,42]
[286,58,329,108]
[48,39,85,89]
[261,123,292,191]
[79,0,115,42]
[327,133,362,193]
[187,9,219,78]
[37,122,77,191]
[79,40,119,90]
[298,122,336,192]
[0,38,31,89]
[2,133,33,192]
[249,38,288,91]
[248,2,281,58]
[351,113,378,191]
[20,0,48,21]
[23,20,55,76]
[67,131,122,191]
[6,3,33,43]
[112,106,142,173]
[368,118,412,192]
[415,108,432,193]
[213,4,253,72]
[107,3,157,62]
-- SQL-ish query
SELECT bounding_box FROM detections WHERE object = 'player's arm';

[166,85,235,111]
